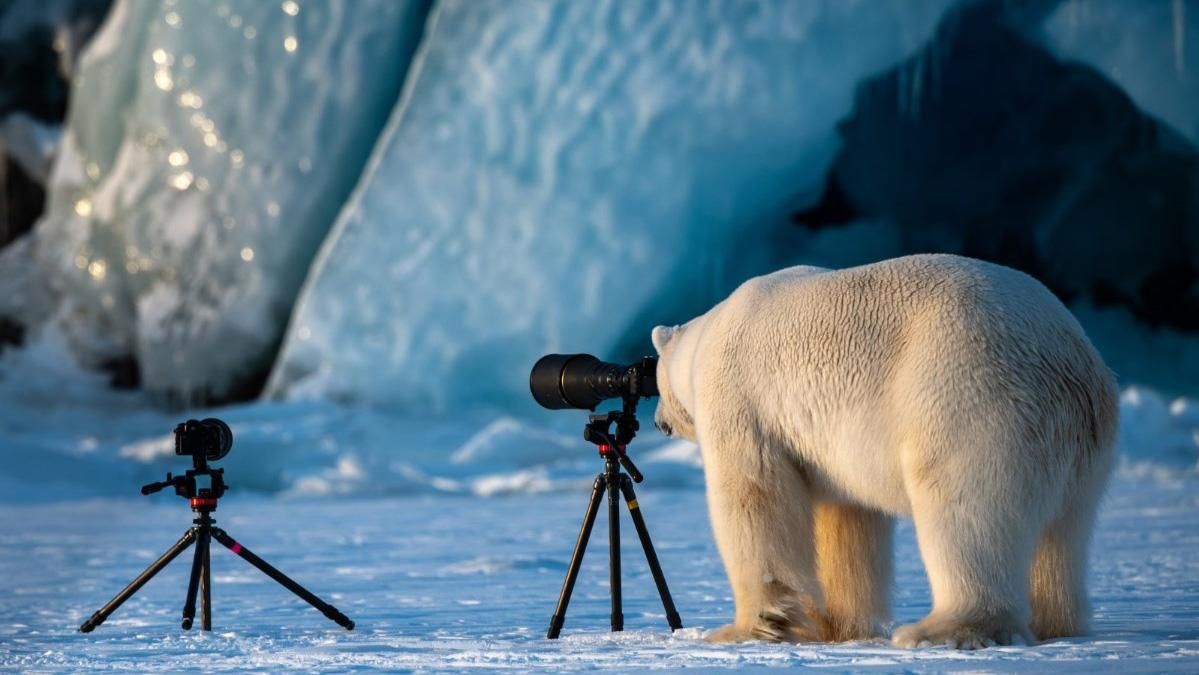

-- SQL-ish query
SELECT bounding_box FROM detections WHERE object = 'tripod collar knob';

[596,443,626,457]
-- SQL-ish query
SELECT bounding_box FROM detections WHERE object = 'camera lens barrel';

[202,418,233,461]
[174,417,234,461]
[529,353,658,410]
[530,353,600,409]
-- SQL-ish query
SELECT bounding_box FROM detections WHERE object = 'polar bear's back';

[740,254,1072,334]
[721,254,1085,373]
[706,254,1117,513]
[726,254,1097,378]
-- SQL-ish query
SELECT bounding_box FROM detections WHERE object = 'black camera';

[173,418,233,461]
[530,354,659,410]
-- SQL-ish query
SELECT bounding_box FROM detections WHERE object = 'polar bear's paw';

[704,621,814,644]
[706,604,824,643]
[892,613,1032,650]
[705,623,756,643]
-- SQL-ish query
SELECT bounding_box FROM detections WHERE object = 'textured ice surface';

[0,329,707,502]
[2,330,1195,502]
[1,479,1196,672]
[1040,0,1199,141]
[7,0,428,401]
[266,0,955,410]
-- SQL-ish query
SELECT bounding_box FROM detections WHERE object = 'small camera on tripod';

[529,353,682,639]
[80,417,354,633]
[139,418,230,500]
[173,418,232,461]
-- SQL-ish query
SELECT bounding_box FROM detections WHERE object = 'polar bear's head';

[651,324,696,441]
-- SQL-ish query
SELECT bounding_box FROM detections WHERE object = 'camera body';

[530,354,659,410]
[174,418,233,462]
[143,418,233,507]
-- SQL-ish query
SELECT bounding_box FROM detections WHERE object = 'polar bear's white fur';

[652,254,1117,648]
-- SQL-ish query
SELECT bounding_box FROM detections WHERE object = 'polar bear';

[651,254,1117,649]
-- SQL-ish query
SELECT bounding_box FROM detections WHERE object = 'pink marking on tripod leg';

[230,542,242,554]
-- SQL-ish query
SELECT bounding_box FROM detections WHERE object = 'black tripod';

[547,396,683,638]
[80,437,354,632]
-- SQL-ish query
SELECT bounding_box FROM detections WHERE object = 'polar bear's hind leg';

[893,431,1044,649]
[814,502,893,641]
[894,491,1039,648]
[1029,448,1111,640]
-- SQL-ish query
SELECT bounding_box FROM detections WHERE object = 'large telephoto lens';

[529,354,658,410]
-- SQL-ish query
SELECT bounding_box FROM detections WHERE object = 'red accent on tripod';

[597,444,627,457]
[190,497,218,508]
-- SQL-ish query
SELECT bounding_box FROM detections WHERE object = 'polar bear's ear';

[651,325,677,353]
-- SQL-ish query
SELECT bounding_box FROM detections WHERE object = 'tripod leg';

[181,528,206,630]
[199,529,212,631]
[608,472,623,632]
[547,474,606,639]
[209,527,354,630]
[619,475,683,631]
[79,528,198,632]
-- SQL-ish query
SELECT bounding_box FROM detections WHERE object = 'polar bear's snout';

[650,380,695,440]
[650,327,697,440]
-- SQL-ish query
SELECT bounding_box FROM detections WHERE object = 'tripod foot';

[547,614,566,640]
[79,613,103,633]
[324,608,355,631]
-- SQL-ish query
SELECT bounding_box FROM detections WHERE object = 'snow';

[265,0,955,411]
[2,0,429,402]
[1,333,1198,670]
[0,478,1196,672]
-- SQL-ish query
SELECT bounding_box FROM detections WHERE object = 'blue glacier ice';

[267,0,955,410]
[4,0,429,402]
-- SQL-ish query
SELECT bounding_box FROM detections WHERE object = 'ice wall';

[267,0,955,411]
[1040,0,1199,141]
[790,0,1199,396]
[6,0,429,402]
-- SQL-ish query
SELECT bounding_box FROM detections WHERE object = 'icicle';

[1174,0,1186,75]
[929,25,942,106]
[910,50,925,121]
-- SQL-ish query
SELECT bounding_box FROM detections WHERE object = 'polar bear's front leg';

[701,424,823,643]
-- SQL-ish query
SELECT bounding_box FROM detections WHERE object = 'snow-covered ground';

[1,332,1198,671]
[0,477,1197,672]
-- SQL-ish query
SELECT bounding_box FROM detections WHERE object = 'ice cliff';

[266,0,953,411]
[3,0,1195,412]
[1,0,430,402]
